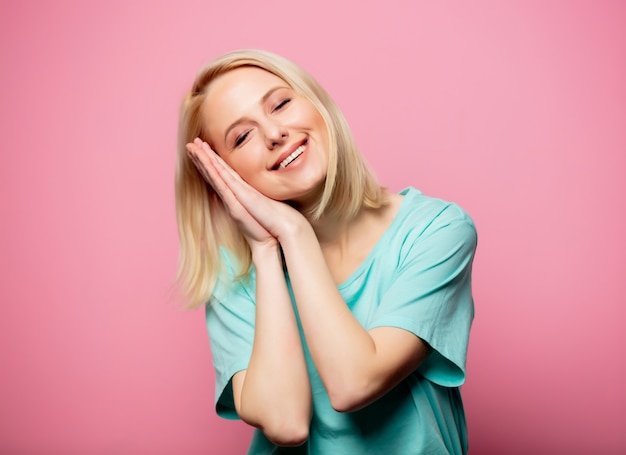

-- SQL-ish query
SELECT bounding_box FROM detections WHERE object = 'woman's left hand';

[186,139,307,242]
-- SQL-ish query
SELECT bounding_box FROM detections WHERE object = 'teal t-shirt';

[206,188,477,454]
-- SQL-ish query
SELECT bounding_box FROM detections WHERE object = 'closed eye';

[273,98,291,111]
[234,131,250,148]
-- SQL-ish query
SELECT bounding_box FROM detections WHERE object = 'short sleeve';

[369,204,477,387]
[205,258,257,419]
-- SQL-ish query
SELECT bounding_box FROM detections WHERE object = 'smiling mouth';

[275,141,307,170]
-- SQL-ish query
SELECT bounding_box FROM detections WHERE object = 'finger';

[192,141,244,185]
[202,142,253,190]
[187,140,233,193]
[197,142,270,215]
[188,140,235,190]
[186,142,234,206]
[192,142,296,240]
[186,145,214,184]
[185,141,275,245]
[187,141,254,222]
[199,143,283,218]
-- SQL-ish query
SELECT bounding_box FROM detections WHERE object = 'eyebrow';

[223,85,289,143]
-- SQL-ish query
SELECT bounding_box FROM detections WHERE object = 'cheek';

[225,147,265,180]
[304,106,324,125]
[226,161,259,189]
[224,156,250,177]
[307,109,328,137]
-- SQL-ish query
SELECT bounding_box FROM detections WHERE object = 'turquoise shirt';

[206,188,477,454]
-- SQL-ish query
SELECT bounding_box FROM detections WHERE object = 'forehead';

[209,66,288,96]
[203,68,289,117]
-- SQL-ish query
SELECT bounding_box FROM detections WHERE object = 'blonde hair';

[176,49,386,307]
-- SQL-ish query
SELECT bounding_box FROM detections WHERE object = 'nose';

[263,119,288,150]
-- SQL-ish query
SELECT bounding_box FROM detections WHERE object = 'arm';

[194,141,473,414]
[233,243,311,446]
[279,221,431,412]
[195,142,431,413]
[187,141,311,445]
[279,209,477,409]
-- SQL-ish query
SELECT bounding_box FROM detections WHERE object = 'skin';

[201,67,329,207]
[186,67,430,447]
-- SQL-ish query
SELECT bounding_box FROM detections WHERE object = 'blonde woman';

[177,49,477,454]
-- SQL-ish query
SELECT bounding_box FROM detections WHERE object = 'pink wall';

[1,1,624,453]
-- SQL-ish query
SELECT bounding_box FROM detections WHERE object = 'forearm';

[238,244,311,444]
[279,223,397,412]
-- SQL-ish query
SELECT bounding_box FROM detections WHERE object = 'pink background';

[1,1,624,453]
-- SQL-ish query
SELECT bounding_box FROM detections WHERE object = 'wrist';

[276,213,312,244]
[251,241,282,265]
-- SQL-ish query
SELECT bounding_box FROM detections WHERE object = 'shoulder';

[390,188,477,261]
[396,188,475,233]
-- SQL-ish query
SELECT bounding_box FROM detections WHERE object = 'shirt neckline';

[337,187,415,290]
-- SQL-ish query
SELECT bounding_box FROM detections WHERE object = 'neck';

[309,191,397,253]
[310,213,353,247]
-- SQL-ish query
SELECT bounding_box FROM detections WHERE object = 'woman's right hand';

[186,140,278,253]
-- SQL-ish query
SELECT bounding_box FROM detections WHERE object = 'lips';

[271,138,308,170]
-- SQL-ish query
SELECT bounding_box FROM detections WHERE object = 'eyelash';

[273,98,291,111]
[234,131,249,147]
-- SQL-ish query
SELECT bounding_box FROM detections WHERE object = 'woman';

[176,49,477,454]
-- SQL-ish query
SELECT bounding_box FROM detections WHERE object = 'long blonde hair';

[176,49,386,307]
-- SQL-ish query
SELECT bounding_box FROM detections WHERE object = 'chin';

[283,181,326,209]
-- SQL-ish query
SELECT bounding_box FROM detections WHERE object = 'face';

[201,66,329,204]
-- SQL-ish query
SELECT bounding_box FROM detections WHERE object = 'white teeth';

[278,144,306,169]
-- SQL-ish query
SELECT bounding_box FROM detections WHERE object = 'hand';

[186,139,309,245]
[186,139,276,250]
